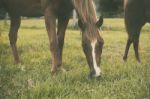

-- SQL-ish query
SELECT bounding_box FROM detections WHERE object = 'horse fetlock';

[136,58,141,63]
[14,59,21,64]
[123,56,127,61]
[51,64,58,74]
[51,60,61,74]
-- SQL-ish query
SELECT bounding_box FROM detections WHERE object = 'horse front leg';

[57,16,70,68]
[44,7,61,74]
[9,16,21,64]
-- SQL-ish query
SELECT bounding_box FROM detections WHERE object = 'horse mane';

[72,0,100,41]
[72,0,97,23]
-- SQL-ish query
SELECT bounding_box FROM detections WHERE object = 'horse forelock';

[72,0,99,40]
[72,0,97,24]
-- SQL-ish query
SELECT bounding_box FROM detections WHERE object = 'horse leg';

[9,17,21,64]
[123,25,142,62]
[57,16,70,68]
[123,37,132,61]
[133,28,141,63]
[44,6,61,74]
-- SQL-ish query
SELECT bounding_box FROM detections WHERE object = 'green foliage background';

[97,0,123,17]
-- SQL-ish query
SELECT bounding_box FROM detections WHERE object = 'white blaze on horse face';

[91,40,101,77]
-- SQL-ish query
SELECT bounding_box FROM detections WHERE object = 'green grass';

[0,18,150,99]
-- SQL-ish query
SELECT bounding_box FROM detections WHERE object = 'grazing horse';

[123,0,150,62]
[0,0,104,77]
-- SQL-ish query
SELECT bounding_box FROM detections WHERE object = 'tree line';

[0,8,6,19]
[95,0,123,17]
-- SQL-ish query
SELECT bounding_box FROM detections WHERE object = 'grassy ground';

[0,18,150,99]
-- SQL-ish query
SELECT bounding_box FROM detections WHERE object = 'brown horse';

[123,0,150,62]
[0,0,104,77]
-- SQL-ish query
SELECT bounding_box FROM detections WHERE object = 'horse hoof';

[123,56,127,62]
[51,70,57,75]
[137,60,141,64]
[14,60,21,65]
[51,67,57,75]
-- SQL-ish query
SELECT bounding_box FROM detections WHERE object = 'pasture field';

[0,18,150,99]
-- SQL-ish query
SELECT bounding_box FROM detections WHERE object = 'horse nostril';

[88,69,101,79]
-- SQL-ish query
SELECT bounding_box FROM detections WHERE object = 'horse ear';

[96,16,103,28]
[78,20,85,31]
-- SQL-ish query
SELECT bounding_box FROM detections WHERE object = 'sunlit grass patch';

[0,18,150,99]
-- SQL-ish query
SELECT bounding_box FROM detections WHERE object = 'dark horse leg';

[123,26,141,63]
[44,6,61,74]
[123,37,132,61]
[133,28,141,63]
[57,16,70,67]
[9,16,21,64]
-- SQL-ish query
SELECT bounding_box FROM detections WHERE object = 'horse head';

[78,16,104,78]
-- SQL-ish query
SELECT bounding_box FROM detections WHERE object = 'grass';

[0,18,150,99]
